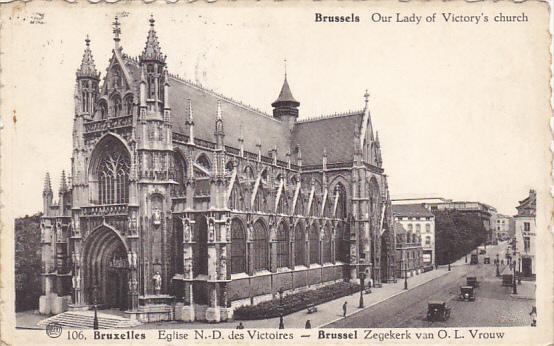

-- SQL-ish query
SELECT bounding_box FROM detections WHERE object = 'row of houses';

[391,192,535,279]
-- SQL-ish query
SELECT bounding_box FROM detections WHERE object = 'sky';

[1,1,550,217]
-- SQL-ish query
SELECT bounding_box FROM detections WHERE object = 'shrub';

[234,281,360,320]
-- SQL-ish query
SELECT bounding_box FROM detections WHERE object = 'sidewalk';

[135,266,451,330]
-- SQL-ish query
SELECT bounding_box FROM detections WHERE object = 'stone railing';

[81,204,128,216]
[84,115,133,133]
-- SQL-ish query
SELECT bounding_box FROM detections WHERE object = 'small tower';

[140,15,167,115]
[43,173,53,216]
[186,99,195,145]
[58,171,68,216]
[75,36,100,119]
[272,63,300,134]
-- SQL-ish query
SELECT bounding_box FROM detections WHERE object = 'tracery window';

[112,95,122,117]
[98,100,108,120]
[230,219,247,274]
[294,223,305,266]
[253,220,269,271]
[97,148,130,204]
[335,183,348,261]
[276,222,289,268]
[197,154,211,170]
[171,152,187,197]
[309,224,320,265]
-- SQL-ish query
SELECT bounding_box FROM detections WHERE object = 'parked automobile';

[427,301,451,321]
[502,274,513,286]
[470,254,479,265]
[459,285,475,301]
[466,276,479,288]
[484,256,490,264]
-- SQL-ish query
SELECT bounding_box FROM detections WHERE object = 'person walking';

[305,320,311,329]
[342,301,348,317]
[529,306,537,327]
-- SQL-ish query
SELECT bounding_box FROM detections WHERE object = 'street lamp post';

[278,287,284,329]
[465,253,468,263]
[92,284,99,330]
[518,257,522,284]
[496,253,500,277]
[448,250,451,272]
[403,259,408,290]
[512,258,518,295]
[359,272,365,308]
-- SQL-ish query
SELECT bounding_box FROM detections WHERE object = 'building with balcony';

[38,17,397,322]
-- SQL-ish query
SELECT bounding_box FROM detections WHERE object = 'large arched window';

[309,224,320,265]
[197,154,211,170]
[230,219,247,274]
[294,223,305,266]
[275,221,289,268]
[322,224,332,264]
[97,143,130,204]
[253,220,269,271]
[335,183,348,262]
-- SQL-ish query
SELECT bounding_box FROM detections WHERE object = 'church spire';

[140,15,165,63]
[76,36,99,80]
[59,170,68,193]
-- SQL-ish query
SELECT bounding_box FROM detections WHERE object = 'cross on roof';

[113,16,121,40]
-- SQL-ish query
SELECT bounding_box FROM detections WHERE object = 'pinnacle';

[59,171,68,193]
[141,16,165,62]
[76,36,99,79]
[43,172,52,194]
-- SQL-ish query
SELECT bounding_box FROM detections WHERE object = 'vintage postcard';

[1,0,552,345]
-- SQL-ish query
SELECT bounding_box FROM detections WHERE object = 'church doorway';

[82,226,129,310]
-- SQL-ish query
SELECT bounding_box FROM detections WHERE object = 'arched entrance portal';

[82,226,129,310]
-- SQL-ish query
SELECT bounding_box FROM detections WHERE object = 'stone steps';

[38,311,141,329]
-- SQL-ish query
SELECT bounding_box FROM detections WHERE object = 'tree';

[15,212,42,311]
[435,210,486,265]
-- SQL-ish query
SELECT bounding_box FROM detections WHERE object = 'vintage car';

[470,254,479,265]
[466,276,479,288]
[459,285,475,301]
[427,301,451,321]
[483,256,490,264]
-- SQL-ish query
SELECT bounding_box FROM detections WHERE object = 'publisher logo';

[46,322,62,338]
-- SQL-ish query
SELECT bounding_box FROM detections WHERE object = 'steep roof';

[291,112,362,166]
[169,77,291,160]
[392,204,435,218]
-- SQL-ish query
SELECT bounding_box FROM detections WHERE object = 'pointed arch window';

[171,152,187,198]
[125,96,133,116]
[230,219,247,274]
[309,224,320,265]
[111,95,122,118]
[97,147,130,204]
[322,224,332,264]
[294,223,305,266]
[253,220,269,271]
[197,154,211,170]
[276,222,289,268]
[98,100,108,120]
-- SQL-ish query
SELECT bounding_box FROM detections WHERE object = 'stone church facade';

[39,17,397,322]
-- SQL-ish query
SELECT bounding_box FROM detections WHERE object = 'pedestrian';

[529,306,537,327]
[342,301,347,317]
[305,319,311,329]
[236,322,244,329]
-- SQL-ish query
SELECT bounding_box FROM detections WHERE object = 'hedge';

[234,281,361,320]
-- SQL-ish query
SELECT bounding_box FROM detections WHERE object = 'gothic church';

[39,17,396,322]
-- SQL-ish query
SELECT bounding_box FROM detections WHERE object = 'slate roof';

[272,76,299,106]
[392,204,434,218]
[291,113,362,166]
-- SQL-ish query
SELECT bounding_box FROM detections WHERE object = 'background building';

[514,189,536,278]
[394,222,423,278]
[495,214,514,241]
[392,204,435,268]
[38,17,397,322]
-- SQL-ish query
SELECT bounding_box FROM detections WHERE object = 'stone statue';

[153,208,162,226]
[153,271,162,295]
